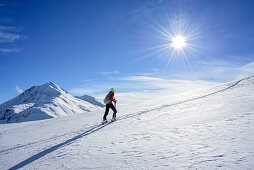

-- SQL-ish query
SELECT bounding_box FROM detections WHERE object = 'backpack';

[104,93,111,104]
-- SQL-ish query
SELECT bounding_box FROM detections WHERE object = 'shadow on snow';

[8,122,113,170]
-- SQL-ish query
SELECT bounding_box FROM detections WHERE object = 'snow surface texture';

[0,82,101,123]
[75,95,104,107]
[0,76,254,169]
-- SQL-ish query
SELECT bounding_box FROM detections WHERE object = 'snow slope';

[0,76,253,169]
[0,82,101,123]
[75,95,104,107]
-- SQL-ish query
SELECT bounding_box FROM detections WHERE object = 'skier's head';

[110,88,115,92]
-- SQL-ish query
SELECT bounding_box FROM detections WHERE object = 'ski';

[101,118,116,125]
[101,120,108,125]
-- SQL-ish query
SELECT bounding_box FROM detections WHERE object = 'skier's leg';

[110,104,117,118]
[103,104,109,120]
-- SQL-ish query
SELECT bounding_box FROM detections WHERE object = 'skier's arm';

[110,93,116,103]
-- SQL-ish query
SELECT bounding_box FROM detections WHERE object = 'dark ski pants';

[103,104,117,120]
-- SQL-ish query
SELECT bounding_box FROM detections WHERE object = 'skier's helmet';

[110,88,115,92]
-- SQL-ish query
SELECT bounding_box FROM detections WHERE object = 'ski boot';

[102,119,108,124]
[111,117,116,122]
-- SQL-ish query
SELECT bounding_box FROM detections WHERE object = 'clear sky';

[1,0,254,104]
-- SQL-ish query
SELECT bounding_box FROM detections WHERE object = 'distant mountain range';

[75,95,104,107]
[0,82,103,124]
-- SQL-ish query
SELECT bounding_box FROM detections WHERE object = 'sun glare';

[171,35,186,49]
[140,18,199,72]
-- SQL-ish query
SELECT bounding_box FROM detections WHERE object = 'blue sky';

[1,0,254,104]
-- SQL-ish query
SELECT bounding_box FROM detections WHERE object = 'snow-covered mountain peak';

[41,81,60,90]
[41,82,67,93]
[25,82,67,96]
[0,82,101,123]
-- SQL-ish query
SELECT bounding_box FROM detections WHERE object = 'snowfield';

[0,76,254,169]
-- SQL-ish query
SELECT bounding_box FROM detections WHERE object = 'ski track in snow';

[1,76,254,169]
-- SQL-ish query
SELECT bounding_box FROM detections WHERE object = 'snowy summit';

[0,82,101,123]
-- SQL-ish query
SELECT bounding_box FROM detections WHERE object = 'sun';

[139,18,199,72]
[171,35,186,49]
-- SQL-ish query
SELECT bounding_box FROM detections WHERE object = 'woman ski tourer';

[103,88,117,123]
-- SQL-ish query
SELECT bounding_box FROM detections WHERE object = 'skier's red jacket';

[108,92,116,104]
